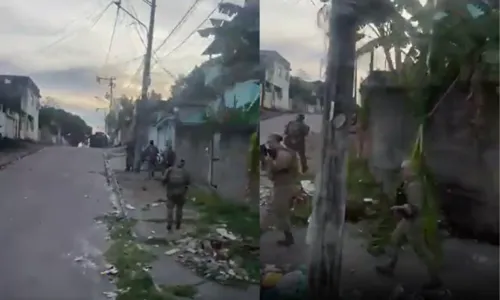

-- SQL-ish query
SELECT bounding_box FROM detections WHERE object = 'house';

[146,59,259,203]
[260,50,291,111]
[0,75,41,140]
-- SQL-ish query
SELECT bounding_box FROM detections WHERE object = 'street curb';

[0,146,44,171]
[102,151,127,217]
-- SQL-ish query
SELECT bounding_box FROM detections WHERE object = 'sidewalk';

[0,143,44,170]
[107,151,259,300]
[261,224,499,299]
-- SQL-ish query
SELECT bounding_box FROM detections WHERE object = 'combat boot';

[175,220,181,230]
[277,230,294,247]
[166,224,173,232]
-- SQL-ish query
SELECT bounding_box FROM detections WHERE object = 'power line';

[127,2,176,79]
[39,2,113,53]
[158,2,220,60]
[104,5,121,67]
[153,0,203,54]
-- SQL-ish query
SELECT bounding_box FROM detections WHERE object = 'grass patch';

[160,284,198,298]
[345,156,397,256]
[187,188,260,240]
[186,188,260,282]
[97,212,197,300]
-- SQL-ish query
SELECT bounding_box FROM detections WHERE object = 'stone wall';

[361,72,499,242]
[175,123,253,204]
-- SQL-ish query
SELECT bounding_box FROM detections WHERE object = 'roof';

[0,75,40,98]
[260,50,291,70]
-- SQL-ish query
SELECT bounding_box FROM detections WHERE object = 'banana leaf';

[410,124,443,262]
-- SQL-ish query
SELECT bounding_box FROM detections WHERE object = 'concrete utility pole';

[113,0,157,172]
[96,76,116,134]
[307,0,357,299]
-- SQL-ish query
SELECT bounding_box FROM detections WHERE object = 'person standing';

[125,139,135,172]
[162,142,176,172]
[143,140,159,179]
[284,114,310,173]
[162,159,190,231]
[376,160,442,290]
[262,133,300,246]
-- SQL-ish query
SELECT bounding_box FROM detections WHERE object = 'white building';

[260,50,291,111]
[0,75,40,140]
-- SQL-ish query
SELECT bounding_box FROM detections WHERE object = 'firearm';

[260,144,277,160]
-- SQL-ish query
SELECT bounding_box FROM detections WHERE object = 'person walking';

[376,160,443,290]
[143,140,159,179]
[284,114,310,173]
[162,159,190,231]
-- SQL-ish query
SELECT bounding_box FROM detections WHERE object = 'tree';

[38,106,92,146]
[169,67,216,102]
[197,0,260,91]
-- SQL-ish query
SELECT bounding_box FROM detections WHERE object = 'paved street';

[0,146,114,299]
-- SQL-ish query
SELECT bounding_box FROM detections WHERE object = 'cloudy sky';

[262,0,386,94]
[0,0,240,131]
[0,0,380,131]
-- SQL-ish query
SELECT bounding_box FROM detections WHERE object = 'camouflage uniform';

[163,165,190,230]
[377,176,442,288]
[284,120,310,173]
[125,141,135,171]
[143,144,159,179]
[262,146,300,246]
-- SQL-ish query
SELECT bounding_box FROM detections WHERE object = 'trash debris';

[165,248,181,256]
[101,265,118,276]
[102,291,117,299]
[73,256,84,262]
[163,230,258,284]
[125,204,135,210]
[300,180,315,195]
[216,228,237,240]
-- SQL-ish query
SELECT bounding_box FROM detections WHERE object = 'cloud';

[261,0,326,80]
[0,0,238,127]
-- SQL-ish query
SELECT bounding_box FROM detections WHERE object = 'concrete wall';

[362,78,499,240]
[174,123,252,204]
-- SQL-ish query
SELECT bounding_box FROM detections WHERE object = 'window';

[277,67,282,77]
[275,86,283,99]
[285,71,289,80]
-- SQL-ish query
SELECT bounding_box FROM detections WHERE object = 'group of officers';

[123,112,443,290]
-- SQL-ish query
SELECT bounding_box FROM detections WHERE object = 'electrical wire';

[127,1,176,79]
[153,0,203,54]
[103,5,121,67]
[158,1,221,60]
[39,2,114,53]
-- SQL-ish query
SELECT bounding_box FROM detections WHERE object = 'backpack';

[287,121,303,138]
[167,167,186,186]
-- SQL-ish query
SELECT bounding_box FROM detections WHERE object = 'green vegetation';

[38,105,92,146]
[96,214,198,300]
[186,188,260,281]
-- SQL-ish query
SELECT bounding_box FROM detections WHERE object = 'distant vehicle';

[89,132,109,148]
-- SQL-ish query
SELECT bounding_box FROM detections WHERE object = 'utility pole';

[307,0,357,299]
[113,0,157,172]
[96,76,116,134]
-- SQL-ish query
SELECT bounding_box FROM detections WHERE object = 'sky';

[0,0,238,131]
[0,0,384,131]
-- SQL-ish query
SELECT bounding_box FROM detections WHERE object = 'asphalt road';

[0,146,114,300]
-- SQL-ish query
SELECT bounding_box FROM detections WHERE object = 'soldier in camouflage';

[284,114,310,173]
[162,159,190,231]
[376,160,443,290]
[261,133,301,246]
